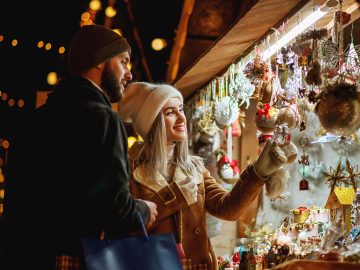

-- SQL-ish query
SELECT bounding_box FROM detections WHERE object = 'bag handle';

[137,212,149,240]
[174,210,183,243]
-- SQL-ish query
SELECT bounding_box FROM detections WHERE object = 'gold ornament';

[197,105,219,136]
[322,162,347,192]
[298,56,308,66]
[345,159,359,191]
[315,83,360,136]
[253,104,278,133]
[277,107,300,128]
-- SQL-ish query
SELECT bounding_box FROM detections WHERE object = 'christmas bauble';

[254,113,278,133]
[220,164,235,181]
[214,96,239,127]
[219,163,239,184]
[315,84,360,136]
[277,107,300,128]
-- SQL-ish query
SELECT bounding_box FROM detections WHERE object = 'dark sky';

[0,0,183,144]
[0,1,91,139]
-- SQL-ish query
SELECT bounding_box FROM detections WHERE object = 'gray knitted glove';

[253,139,287,179]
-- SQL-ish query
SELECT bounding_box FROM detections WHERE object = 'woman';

[118,82,288,270]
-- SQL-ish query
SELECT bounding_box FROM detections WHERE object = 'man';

[2,24,157,269]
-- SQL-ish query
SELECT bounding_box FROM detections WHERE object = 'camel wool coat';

[130,161,265,270]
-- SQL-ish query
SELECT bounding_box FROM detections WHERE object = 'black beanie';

[68,24,131,74]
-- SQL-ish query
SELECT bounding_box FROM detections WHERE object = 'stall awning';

[173,0,305,99]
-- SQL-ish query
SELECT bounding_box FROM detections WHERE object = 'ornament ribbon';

[220,155,241,174]
[256,103,271,118]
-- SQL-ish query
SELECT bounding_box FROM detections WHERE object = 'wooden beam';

[165,0,195,82]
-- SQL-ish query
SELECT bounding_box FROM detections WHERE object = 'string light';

[151,38,167,51]
[0,91,25,108]
[11,39,18,46]
[37,41,44,48]
[45,42,52,50]
[58,46,65,54]
[81,12,91,21]
[8,99,15,107]
[1,93,7,101]
[105,6,117,18]
[17,99,25,108]
[47,72,58,86]
[89,0,101,11]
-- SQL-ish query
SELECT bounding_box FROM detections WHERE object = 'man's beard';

[101,63,122,103]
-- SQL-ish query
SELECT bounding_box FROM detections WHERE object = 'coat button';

[194,227,200,235]
[164,193,173,201]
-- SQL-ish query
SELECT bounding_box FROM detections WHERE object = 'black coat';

[2,76,150,269]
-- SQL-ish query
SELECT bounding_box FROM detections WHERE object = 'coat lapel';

[133,164,202,192]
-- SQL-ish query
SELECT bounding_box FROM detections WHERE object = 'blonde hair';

[136,113,203,180]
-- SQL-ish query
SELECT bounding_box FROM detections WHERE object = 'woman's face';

[162,97,186,146]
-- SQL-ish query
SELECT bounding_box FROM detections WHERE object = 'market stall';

[171,0,360,269]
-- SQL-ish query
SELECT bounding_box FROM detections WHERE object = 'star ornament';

[345,159,359,191]
[322,162,346,192]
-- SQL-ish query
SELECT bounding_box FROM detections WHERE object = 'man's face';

[101,52,132,103]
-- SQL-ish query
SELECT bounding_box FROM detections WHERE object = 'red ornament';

[335,11,351,25]
[232,252,240,264]
[219,155,241,175]
[299,179,309,190]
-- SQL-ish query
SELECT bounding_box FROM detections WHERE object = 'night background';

[0,0,183,164]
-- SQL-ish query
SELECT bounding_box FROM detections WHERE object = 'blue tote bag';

[81,213,182,270]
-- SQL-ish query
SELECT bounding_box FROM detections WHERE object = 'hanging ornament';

[217,155,241,184]
[234,70,255,109]
[298,136,310,190]
[315,82,360,136]
[335,11,351,25]
[321,40,340,71]
[345,159,359,191]
[273,124,298,164]
[198,105,219,136]
[243,48,272,101]
[253,103,278,133]
[346,41,360,76]
[277,105,300,129]
[322,162,347,192]
[345,23,360,76]
[298,56,308,67]
[214,96,239,128]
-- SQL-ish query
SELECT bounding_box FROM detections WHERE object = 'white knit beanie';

[118,82,183,139]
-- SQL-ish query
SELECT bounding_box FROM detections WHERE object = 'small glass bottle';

[247,247,256,270]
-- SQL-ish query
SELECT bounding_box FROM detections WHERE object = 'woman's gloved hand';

[176,177,198,206]
[253,139,287,179]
